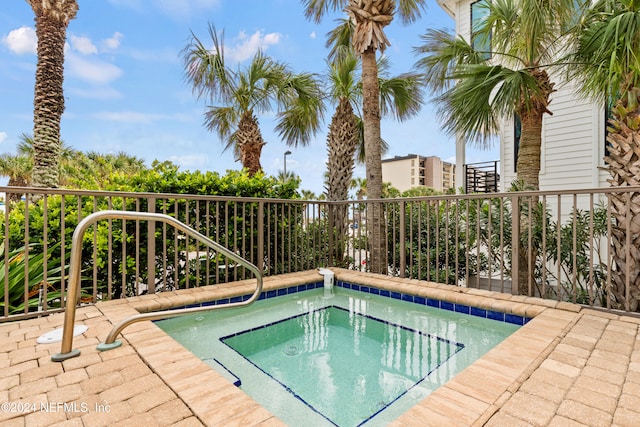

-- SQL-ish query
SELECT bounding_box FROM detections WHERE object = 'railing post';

[328,202,334,266]
[147,197,156,293]
[399,200,406,278]
[511,194,520,295]
[257,201,264,273]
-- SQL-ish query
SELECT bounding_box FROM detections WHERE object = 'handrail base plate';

[97,340,122,352]
[51,349,81,362]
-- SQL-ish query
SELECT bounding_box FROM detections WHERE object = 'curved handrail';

[51,210,263,362]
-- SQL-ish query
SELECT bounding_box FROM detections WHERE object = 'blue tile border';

[175,279,530,326]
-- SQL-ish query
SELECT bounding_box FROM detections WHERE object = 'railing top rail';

[0,186,319,204]
[464,160,499,167]
[3,185,636,207]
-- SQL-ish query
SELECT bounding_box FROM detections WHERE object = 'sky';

[0,0,499,196]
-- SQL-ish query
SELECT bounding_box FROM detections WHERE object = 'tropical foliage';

[568,0,640,311]
[0,243,86,315]
[415,0,581,190]
[1,162,310,303]
[182,25,324,176]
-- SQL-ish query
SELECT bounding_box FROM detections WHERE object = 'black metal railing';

[465,160,500,193]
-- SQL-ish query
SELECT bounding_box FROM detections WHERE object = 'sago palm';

[303,0,427,274]
[569,0,640,311]
[27,0,78,188]
[182,25,324,176]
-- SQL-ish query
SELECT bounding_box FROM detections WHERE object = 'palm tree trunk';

[29,1,77,188]
[514,110,543,295]
[327,98,358,267]
[605,87,640,312]
[513,69,553,295]
[361,47,386,274]
[237,112,265,176]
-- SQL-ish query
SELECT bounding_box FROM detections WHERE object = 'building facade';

[381,154,456,193]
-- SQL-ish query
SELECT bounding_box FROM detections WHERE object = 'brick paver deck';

[1,269,639,426]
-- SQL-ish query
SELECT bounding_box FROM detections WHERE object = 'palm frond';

[413,29,487,93]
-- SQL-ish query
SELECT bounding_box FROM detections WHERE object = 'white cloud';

[69,35,98,55]
[3,26,37,55]
[0,132,8,144]
[101,32,124,51]
[66,53,123,85]
[227,30,281,63]
[310,32,316,39]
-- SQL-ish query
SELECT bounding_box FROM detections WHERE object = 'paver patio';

[1,269,639,426]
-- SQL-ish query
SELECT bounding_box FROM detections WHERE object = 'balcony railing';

[2,185,639,320]
[465,160,500,193]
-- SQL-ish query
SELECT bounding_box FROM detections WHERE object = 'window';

[604,93,616,161]
[514,115,521,173]
[471,0,491,59]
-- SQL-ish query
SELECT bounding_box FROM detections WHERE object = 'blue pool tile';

[342,282,351,289]
[402,294,414,303]
[370,287,380,295]
[216,298,229,305]
[470,307,486,318]
[266,290,276,299]
[426,298,439,308]
[390,292,401,300]
[505,314,525,325]
[277,288,287,296]
[230,296,243,303]
[488,310,505,322]
[380,289,390,297]
[441,301,454,311]
[314,282,323,289]
[454,304,470,315]
[288,287,298,294]
[352,284,360,291]
[257,294,266,301]
[414,296,426,305]
[185,303,198,309]
[360,286,370,293]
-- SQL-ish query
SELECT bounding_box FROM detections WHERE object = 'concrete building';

[381,154,456,193]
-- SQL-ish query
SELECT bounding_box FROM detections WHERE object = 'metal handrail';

[51,210,263,362]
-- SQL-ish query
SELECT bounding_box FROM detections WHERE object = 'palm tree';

[569,0,640,311]
[27,0,78,189]
[324,47,423,266]
[66,151,147,189]
[414,0,575,293]
[303,0,428,274]
[182,25,325,176]
[415,0,576,190]
[0,154,31,202]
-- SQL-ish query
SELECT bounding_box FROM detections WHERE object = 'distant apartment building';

[381,154,456,193]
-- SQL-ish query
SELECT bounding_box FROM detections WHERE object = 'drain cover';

[282,345,299,356]
[37,325,88,344]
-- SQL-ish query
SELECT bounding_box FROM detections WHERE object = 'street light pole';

[284,150,292,177]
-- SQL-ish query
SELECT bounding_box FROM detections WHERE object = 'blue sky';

[0,0,499,196]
